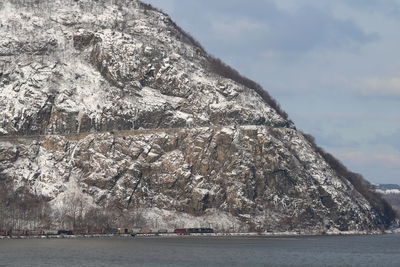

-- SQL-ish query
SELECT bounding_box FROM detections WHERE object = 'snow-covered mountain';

[0,0,395,232]
[375,184,400,218]
[375,184,400,195]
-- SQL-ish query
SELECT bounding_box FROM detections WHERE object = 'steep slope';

[375,184,400,216]
[0,0,395,232]
[0,0,289,136]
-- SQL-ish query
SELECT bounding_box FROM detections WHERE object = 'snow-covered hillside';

[0,0,395,232]
[375,184,400,195]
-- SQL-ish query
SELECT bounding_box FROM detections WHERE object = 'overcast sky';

[143,0,400,184]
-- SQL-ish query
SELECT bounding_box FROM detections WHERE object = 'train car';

[58,230,73,235]
[118,228,133,234]
[0,230,11,236]
[34,229,45,236]
[107,228,119,234]
[157,229,168,233]
[174,228,188,235]
[131,228,142,234]
[22,230,29,236]
[187,228,199,233]
[73,229,107,235]
[44,230,59,235]
[139,228,152,234]
[175,228,214,234]
[91,229,107,235]
[73,229,90,235]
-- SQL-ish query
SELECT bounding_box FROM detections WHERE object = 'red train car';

[0,230,11,236]
[89,229,107,235]
[34,229,45,236]
[14,230,30,236]
[174,228,188,235]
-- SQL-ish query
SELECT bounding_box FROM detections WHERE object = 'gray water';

[0,234,399,267]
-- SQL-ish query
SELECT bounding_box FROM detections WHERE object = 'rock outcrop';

[0,0,395,231]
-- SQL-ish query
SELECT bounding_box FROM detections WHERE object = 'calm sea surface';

[0,234,399,267]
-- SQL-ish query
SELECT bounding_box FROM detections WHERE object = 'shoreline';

[1,229,398,240]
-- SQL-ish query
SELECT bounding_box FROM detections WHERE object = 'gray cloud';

[342,0,400,17]
[144,0,377,57]
[357,76,400,98]
[315,131,360,148]
[261,5,377,53]
[329,148,400,183]
[373,130,400,152]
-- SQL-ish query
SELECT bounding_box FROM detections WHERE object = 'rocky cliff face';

[0,0,395,231]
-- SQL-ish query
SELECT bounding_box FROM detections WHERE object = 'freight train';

[0,227,214,237]
[0,229,105,236]
[174,228,214,234]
